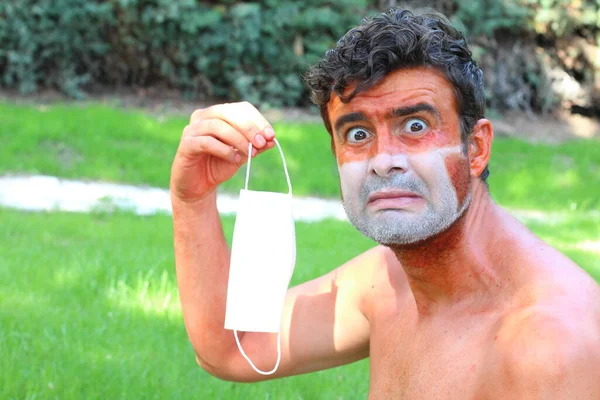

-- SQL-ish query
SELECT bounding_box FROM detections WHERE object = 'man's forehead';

[326,67,455,118]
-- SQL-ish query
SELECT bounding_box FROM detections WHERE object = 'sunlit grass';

[2,102,599,211]
[0,102,338,196]
[489,139,600,211]
[107,269,180,316]
[517,211,600,281]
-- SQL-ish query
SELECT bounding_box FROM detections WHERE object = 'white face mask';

[224,138,295,375]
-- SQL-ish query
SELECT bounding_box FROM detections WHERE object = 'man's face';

[327,67,473,246]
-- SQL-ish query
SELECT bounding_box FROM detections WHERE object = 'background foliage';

[0,0,598,113]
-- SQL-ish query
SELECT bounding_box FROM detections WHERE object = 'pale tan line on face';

[338,145,466,210]
[337,145,464,184]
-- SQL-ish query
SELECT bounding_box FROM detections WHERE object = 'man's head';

[304,9,493,246]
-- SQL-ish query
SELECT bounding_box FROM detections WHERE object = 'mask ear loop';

[244,138,292,195]
[236,137,290,375]
[233,330,281,375]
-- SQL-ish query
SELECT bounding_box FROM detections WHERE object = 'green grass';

[2,102,599,211]
[0,102,339,197]
[1,102,599,398]
[0,208,375,400]
[1,207,598,399]
[489,139,600,211]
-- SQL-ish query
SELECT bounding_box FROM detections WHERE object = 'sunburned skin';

[321,67,600,399]
[330,67,474,246]
[339,145,472,245]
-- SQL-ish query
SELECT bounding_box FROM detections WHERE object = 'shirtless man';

[171,9,600,399]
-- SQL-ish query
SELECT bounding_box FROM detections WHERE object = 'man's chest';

[366,302,500,399]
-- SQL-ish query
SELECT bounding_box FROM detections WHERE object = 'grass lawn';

[1,209,375,399]
[1,102,599,399]
[2,207,598,400]
[1,102,599,211]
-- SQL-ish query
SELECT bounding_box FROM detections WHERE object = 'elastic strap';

[244,138,292,194]
[234,330,282,375]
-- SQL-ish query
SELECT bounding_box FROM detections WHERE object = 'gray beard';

[342,173,472,246]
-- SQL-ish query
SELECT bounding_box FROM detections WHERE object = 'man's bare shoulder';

[514,235,600,316]
[488,298,600,398]
[329,245,409,312]
[504,235,600,343]
[486,247,600,398]
[333,245,403,283]
[494,211,600,316]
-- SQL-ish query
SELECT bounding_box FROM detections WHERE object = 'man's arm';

[173,195,373,381]
[172,102,373,382]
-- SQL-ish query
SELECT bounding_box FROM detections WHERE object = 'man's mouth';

[367,190,423,210]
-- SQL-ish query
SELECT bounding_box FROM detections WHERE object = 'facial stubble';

[339,147,472,246]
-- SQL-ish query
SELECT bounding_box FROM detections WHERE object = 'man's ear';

[468,119,493,178]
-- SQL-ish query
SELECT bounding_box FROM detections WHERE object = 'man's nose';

[369,152,409,178]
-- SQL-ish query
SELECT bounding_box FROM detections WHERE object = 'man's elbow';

[187,335,241,381]
[194,352,260,383]
[194,353,233,381]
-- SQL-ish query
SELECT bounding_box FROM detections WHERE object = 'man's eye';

[404,118,428,134]
[346,127,371,143]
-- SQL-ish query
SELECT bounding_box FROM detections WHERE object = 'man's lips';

[367,190,423,209]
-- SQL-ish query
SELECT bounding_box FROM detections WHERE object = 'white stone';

[0,174,348,222]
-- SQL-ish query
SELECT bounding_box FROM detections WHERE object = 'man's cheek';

[405,146,462,207]
[338,160,369,201]
[444,153,471,207]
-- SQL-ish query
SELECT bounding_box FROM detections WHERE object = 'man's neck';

[390,182,506,318]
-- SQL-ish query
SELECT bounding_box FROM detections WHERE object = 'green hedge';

[0,0,368,105]
[0,0,597,111]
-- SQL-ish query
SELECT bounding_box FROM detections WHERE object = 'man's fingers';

[180,135,237,163]
[190,102,275,148]
[255,139,276,156]
[189,108,204,123]
[184,118,252,156]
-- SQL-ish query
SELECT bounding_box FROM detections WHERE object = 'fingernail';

[252,148,257,157]
[264,126,275,140]
[255,134,266,147]
[234,153,242,164]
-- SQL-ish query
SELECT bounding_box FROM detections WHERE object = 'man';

[171,9,600,399]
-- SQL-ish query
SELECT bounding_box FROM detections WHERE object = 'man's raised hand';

[170,102,276,203]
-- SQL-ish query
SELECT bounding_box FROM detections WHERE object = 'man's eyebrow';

[333,112,368,135]
[333,103,440,134]
[388,103,440,120]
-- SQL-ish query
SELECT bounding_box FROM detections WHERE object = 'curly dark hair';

[304,8,489,181]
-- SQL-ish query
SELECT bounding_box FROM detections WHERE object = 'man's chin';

[378,235,436,248]
[351,212,460,247]
[344,205,454,245]
[350,221,433,247]
[366,226,446,248]
[376,206,472,248]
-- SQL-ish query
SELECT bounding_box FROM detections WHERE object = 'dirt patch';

[38,139,83,170]
[3,88,598,143]
[488,110,600,143]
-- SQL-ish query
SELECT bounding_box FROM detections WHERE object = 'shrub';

[0,0,597,113]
